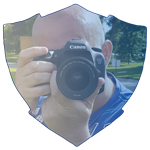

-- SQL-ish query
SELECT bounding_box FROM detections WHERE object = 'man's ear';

[102,40,113,67]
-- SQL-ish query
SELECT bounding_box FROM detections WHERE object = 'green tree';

[116,22,146,62]
[4,5,50,53]
[104,16,147,63]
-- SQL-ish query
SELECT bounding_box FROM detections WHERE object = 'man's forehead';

[32,5,104,49]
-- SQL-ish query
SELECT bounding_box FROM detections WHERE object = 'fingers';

[25,84,51,99]
[50,70,63,99]
[24,72,52,87]
[20,61,57,77]
[50,70,72,103]
[17,47,48,68]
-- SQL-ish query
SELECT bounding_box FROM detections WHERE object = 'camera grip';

[33,51,53,61]
[33,50,61,68]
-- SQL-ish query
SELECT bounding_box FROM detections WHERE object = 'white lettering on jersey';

[41,131,50,138]
[89,123,99,136]
[36,114,43,123]
[93,139,108,146]
[32,107,40,116]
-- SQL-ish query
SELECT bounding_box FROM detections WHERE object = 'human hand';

[41,70,105,146]
[15,47,57,111]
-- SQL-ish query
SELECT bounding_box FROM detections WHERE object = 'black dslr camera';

[33,39,105,100]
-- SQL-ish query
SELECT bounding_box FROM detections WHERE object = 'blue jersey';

[11,73,147,146]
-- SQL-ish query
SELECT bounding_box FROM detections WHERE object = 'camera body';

[34,39,105,100]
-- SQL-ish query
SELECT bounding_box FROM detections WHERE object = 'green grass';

[106,62,144,79]
[3,52,18,92]
[9,68,16,83]
[5,52,19,63]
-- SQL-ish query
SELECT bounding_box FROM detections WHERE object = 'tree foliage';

[102,15,147,62]
[4,5,50,53]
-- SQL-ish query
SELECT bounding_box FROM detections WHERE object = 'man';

[15,5,132,146]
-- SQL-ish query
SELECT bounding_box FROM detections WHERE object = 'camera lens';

[56,57,98,100]
[65,66,90,91]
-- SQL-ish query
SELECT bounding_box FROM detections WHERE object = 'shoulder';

[113,75,147,110]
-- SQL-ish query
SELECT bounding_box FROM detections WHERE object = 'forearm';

[4,120,20,146]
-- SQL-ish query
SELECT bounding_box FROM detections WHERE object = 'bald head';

[41,4,96,16]
[32,5,105,50]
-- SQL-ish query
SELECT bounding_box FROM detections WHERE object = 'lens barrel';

[56,57,98,100]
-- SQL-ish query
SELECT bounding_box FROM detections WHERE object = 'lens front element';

[65,66,90,91]
[56,57,98,100]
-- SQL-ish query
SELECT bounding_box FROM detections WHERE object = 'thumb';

[87,78,105,100]
[97,77,105,94]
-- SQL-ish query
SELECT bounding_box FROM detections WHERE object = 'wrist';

[54,128,91,146]
[63,125,90,146]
